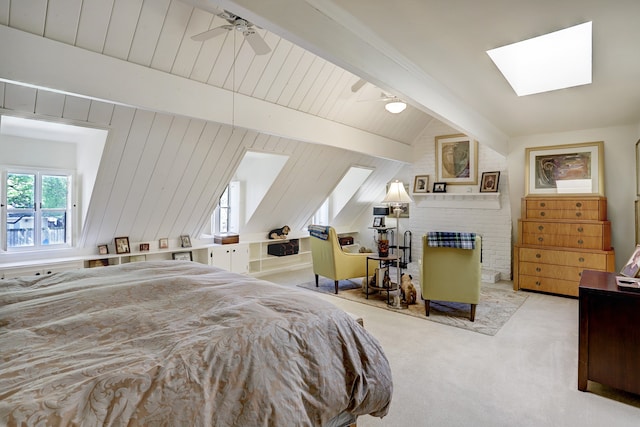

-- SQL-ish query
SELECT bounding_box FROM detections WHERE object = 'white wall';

[508,124,638,271]
[0,135,76,169]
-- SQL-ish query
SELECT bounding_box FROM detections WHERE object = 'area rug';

[297,278,528,336]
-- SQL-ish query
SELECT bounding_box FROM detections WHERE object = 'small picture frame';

[98,244,109,255]
[620,245,640,278]
[139,243,150,252]
[413,175,429,194]
[373,217,383,227]
[433,182,447,193]
[480,171,500,192]
[180,234,192,248]
[114,236,130,254]
[159,238,169,249]
[172,251,193,261]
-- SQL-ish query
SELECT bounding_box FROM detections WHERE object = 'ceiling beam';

[0,25,411,163]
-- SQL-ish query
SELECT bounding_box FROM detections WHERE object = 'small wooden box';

[339,236,354,246]
[214,234,239,245]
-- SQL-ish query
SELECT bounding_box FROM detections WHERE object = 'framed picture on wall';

[480,171,500,192]
[435,134,478,185]
[525,141,604,196]
[159,238,169,249]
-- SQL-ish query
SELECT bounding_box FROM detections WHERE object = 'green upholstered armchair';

[309,226,375,294]
[420,233,482,321]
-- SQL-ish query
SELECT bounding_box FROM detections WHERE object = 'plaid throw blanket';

[308,225,330,240]
[427,231,476,249]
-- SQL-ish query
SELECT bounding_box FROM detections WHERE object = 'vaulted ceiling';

[207,0,640,149]
[0,0,440,163]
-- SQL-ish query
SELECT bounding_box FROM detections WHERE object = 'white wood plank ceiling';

[0,0,433,145]
[0,0,418,254]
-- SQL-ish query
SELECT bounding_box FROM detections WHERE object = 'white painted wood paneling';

[44,0,82,44]
[76,0,114,53]
[128,0,172,67]
[34,90,65,118]
[103,0,144,60]
[9,0,46,35]
[3,84,36,112]
[150,0,192,73]
[62,96,91,122]
[87,100,115,125]
[136,116,190,239]
[171,8,211,78]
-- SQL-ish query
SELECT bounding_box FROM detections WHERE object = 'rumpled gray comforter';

[0,260,392,426]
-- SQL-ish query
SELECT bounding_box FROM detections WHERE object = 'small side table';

[365,254,400,303]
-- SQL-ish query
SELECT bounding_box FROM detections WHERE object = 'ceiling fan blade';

[243,30,271,55]
[351,78,367,93]
[191,25,232,42]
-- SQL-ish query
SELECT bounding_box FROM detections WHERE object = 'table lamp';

[382,180,413,308]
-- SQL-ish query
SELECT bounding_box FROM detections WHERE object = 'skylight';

[487,21,592,96]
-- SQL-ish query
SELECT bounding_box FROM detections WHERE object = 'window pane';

[219,207,229,233]
[41,210,66,245]
[7,173,35,209]
[6,211,34,247]
[41,175,68,209]
[220,186,229,208]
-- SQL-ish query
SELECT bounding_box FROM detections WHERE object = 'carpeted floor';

[297,277,528,336]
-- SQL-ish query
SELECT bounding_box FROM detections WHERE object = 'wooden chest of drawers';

[514,196,615,297]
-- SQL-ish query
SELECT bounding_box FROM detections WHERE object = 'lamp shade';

[384,101,407,114]
[383,180,413,204]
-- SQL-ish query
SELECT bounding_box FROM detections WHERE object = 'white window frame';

[2,166,74,251]
[212,181,240,235]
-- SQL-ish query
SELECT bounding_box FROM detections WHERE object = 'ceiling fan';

[357,90,407,114]
[191,10,271,55]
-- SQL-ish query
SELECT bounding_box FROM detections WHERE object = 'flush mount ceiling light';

[487,21,592,96]
[385,100,407,114]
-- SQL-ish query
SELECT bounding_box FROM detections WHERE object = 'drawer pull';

[535,281,541,286]
[579,257,585,262]
[538,237,544,242]
[536,267,541,272]
[540,212,546,217]
[576,202,582,208]
[576,212,582,217]
[540,202,546,207]
[578,239,584,245]
[579,272,582,277]
[536,253,541,258]
[35,272,41,276]
[538,225,544,231]
[577,227,584,232]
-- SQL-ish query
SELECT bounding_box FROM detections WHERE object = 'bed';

[0,260,392,426]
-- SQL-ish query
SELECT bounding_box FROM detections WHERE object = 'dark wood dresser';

[578,270,640,394]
